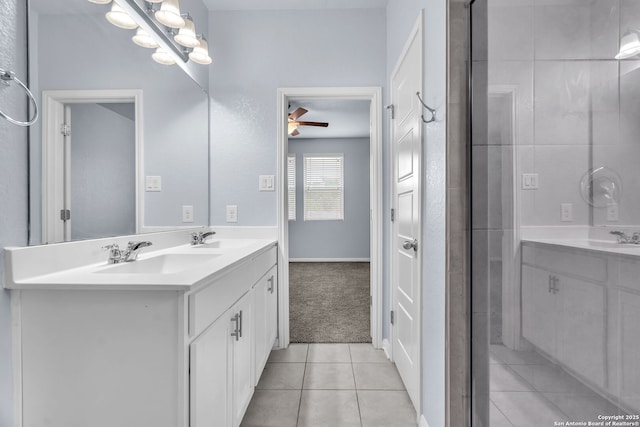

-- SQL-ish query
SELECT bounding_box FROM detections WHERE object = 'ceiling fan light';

[88,0,112,4]
[132,27,159,48]
[105,3,138,29]
[152,47,176,65]
[288,122,298,135]
[155,0,185,29]
[616,31,640,59]
[189,37,212,64]
[174,17,199,48]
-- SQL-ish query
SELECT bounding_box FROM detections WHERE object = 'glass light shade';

[189,38,212,64]
[132,27,159,48]
[174,17,199,48]
[615,32,640,59]
[288,122,298,135]
[105,3,138,29]
[152,47,176,65]
[88,0,112,4]
[155,0,185,29]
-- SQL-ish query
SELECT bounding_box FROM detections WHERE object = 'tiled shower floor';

[240,343,417,427]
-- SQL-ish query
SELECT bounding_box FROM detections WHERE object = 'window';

[303,154,344,221]
[287,155,296,221]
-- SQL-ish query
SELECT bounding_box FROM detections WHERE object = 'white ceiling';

[288,99,370,140]
[203,0,388,11]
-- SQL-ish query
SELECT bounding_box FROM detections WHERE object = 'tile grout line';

[349,344,365,426]
[295,344,310,427]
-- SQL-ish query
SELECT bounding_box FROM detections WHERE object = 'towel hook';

[416,91,436,124]
[0,68,39,127]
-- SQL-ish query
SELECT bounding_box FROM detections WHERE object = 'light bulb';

[155,0,185,29]
[105,3,138,30]
[189,38,212,64]
[152,47,176,65]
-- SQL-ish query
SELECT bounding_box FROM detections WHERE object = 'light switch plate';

[259,175,275,192]
[226,205,238,223]
[561,203,573,222]
[522,173,539,190]
[145,176,162,192]
[182,205,194,223]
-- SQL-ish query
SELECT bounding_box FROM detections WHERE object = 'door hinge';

[386,104,395,119]
[60,209,71,221]
[390,310,395,325]
[391,208,395,222]
[60,124,70,136]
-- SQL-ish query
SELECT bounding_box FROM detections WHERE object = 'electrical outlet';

[561,203,573,222]
[226,205,238,223]
[182,205,194,223]
[259,175,275,192]
[522,173,539,190]
[607,203,619,222]
[145,176,162,192]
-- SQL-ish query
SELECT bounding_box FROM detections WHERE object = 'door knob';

[402,239,418,252]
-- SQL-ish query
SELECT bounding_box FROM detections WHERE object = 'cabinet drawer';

[522,244,607,283]
[189,246,277,337]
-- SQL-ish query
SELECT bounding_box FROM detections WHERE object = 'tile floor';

[489,344,624,426]
[240,343,418,427]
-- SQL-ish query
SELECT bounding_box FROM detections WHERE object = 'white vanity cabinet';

[521,244,607,388]
[12,242,278,427]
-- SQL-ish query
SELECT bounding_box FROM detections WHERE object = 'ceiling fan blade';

[296,121,329,127]
[290,129,300,136]
[288,107,308,121]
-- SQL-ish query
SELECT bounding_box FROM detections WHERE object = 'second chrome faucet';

[191,231,216,246]
[102,241,153,264]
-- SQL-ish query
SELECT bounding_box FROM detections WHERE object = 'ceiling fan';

[288,107,329,136]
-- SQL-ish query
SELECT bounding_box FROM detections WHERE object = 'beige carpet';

[289,262,371,343]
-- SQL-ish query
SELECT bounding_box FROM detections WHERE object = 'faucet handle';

[191,232,201,245]
[102,244,121,264]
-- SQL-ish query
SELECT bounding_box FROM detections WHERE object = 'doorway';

[276,87,383,349]
[41,90,143,244]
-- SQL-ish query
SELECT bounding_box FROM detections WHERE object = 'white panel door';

[391,15,423,412]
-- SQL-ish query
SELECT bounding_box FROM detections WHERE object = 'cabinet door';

[521,265,558,357]
[616,290,640,410]
[232,291,255,427]
[557,275,606,388]
[190,312,232,427]
[254,267,278,383]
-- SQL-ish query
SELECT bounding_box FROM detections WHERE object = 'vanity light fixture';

[615,31,640,59]
[155,0,185,29]
[189,35,212,64]
[132,27,159,48]
[174,15,200,48]
[105,3,138,29]
[152,47,176,65]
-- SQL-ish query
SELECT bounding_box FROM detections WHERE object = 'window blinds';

[287,155,296,221]
[303,154,344,221]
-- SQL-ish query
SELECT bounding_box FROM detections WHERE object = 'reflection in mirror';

[28,0,210,245]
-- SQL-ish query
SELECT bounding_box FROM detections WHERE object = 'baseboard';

[382,338,391,360]
[419,415,429,427]
[289,258,370,262]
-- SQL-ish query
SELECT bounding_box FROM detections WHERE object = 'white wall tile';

[488,4,534,61]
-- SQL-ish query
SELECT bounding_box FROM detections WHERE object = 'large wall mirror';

[28,0,210,245]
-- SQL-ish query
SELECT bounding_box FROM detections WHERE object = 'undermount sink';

[95,253,221,275]
[191,239,256,249]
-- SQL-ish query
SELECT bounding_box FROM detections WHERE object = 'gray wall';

[69,103,136,240]
[0,1,28,424]
[208,8,386,226]
[288,138,370,260]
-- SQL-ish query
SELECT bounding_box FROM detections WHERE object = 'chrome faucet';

[190,231,216,245]
[609,230,640,244]
[102,241,153,263]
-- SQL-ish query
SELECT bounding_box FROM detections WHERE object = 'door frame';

[41,89,143,244]
[276,86,383,349]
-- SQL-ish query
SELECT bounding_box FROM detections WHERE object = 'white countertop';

[522,238,640,257]
[4,228,278,291]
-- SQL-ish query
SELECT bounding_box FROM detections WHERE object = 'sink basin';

[191,239,256,249]
[95,253,221,275]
